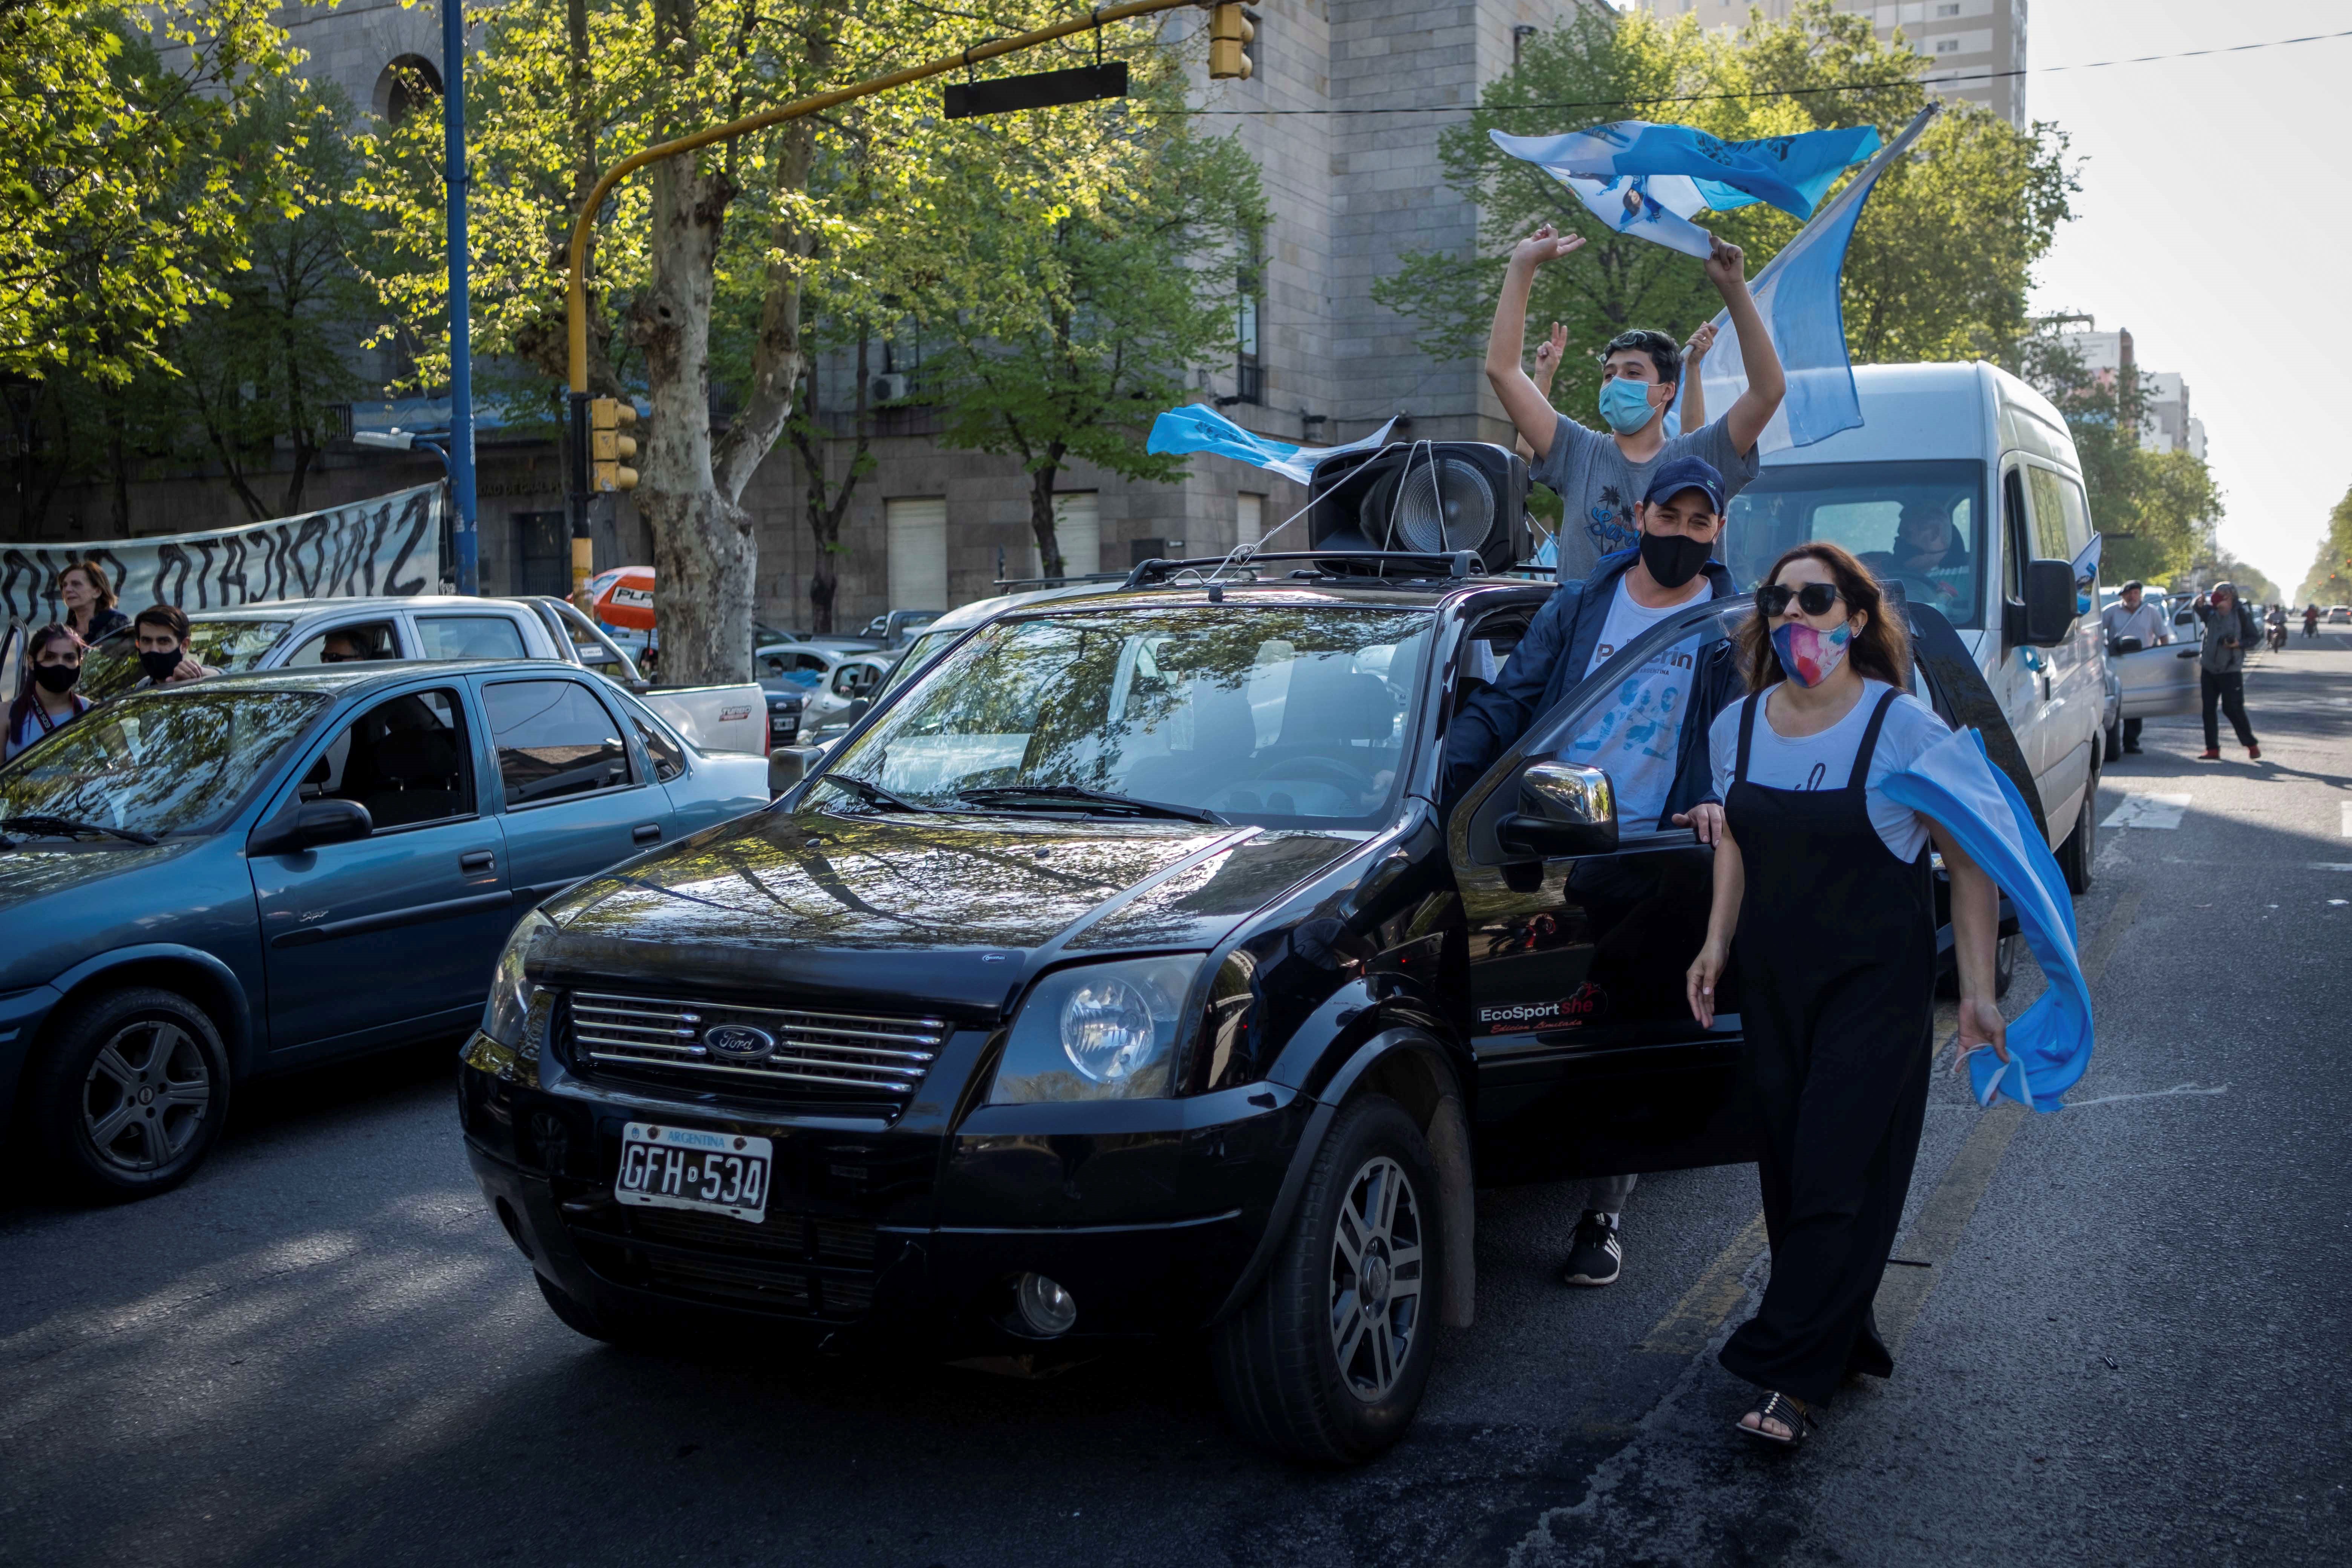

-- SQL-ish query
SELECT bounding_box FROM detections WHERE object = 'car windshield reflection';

[0,688,327,837]
[829,606,1435,828]
[80,618,295,700]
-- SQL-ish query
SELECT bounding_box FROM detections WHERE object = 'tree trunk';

[629,135,751,685]
[791,328,871,635]
[1028,445,1067,581]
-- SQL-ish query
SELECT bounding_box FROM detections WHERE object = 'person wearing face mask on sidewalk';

[1485,221,1784,580]
[1443,455,1748,1289]
[1685,542,2007,1448]
[6,625,95,761]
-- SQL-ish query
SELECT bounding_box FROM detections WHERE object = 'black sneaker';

[1562,1212,1623,1287]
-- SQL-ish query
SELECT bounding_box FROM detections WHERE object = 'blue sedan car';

[0,660,771,1199]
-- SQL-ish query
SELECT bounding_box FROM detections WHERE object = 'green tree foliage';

[2024,330,2222,586]
[917,63,1267,581]
[358,0,1201,681]
[2,0,299,384]
[1371,1,2076,422]
[8,71,374,534]
[2294,486,2352,607]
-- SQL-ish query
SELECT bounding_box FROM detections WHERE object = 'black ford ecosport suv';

[458,442,2068,1464]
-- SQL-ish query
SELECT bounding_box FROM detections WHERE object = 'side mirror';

[248,798,373,857]
[847,697,872,719]
[1498,761,1619,859]
[2008,559,2078,648]
[2109,635,2144,655]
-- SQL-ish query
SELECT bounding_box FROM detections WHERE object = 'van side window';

[2003,469,2030,600]
[2024,468,2074,564]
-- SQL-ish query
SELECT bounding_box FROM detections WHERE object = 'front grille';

[562,1199,882,1320]
[567,991,946,1107]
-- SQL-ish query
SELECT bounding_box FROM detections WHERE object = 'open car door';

[1447,593,2042,1189]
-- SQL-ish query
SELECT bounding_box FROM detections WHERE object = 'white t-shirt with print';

[1563,578,1703,829]
[1707,679,1951,862]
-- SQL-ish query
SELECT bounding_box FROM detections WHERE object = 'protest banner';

[0,484,444,626]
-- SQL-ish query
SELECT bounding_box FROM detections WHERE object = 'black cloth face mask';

[1638,529,1713,591]
[138,649,183,682]
[32,662,81,694]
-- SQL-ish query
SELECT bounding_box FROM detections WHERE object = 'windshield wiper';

[816,773,932,813]
[954,785,1228,826]
[0,815,160,847]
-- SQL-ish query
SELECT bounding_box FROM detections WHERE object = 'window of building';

[1935,37,1961,54]
[1235,279,1262,405]
[375,55,444,127]
[885,496,949,609]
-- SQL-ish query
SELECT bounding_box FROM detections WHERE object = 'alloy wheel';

[1328,1153,1426,1403]
[81,1020,212,1174]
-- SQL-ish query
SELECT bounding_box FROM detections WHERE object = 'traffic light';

[589,397,639,493]
[1208,4,1253,80]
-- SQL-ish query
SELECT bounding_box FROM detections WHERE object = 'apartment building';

[1627,0,2029,128]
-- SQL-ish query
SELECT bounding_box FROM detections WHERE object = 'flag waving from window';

[1681,106,1940,454]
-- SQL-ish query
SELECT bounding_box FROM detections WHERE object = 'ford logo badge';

[702,1024,776,1063]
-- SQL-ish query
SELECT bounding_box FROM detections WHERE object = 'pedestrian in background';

[2098,581,2170,753]
[6,625,93,761]
[57,560,129,646]
[2193,582,2260,761]
[130,605,215,688]
[1685,542,2007,1447]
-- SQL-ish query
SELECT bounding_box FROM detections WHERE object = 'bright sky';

[2027,1,2352,594]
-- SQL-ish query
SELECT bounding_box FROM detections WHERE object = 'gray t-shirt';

[1533,413,1763,580]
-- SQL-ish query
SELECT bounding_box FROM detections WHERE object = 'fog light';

[1014,1272,1077,1337]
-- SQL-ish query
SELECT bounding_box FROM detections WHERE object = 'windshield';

[0,688,327,836]
[80,618,296,700]
[1727,461,1987,628]
[876,627,961,700]
[829,606,1435,828]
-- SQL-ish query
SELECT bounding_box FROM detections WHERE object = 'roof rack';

[1120,550,1491,591]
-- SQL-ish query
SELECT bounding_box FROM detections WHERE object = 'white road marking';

[2102,793,2192,830]
[2340,801,2352,838]
[2063,1082,2230,1110]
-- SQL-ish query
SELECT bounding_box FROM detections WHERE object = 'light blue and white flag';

[1145,405,1399,485]
[1680,106,1939,455]
[1882,724,2092,1114]
[1490,121,1883,257]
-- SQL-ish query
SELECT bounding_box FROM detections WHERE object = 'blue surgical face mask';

[1597,377,1660,436]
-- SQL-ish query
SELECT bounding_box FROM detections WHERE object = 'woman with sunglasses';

[1685,542,2006,1447]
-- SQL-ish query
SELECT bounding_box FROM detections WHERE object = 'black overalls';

[1717,688,1937,1406]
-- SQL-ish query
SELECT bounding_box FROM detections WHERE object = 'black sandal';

[1736,1390,1815,1447]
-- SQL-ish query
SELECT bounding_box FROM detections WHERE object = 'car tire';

[2058,755,2098,895]
[1211,1093,1444,1466]
[27,986,230,1201]
[534,1272,658,1349]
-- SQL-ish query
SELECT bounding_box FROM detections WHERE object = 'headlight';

[988,956,1203,1104]
[482,908,556,1048]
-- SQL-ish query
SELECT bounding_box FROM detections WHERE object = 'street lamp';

[353,427,453,476]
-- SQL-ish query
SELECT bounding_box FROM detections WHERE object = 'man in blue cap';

[1443,453,1746,1288]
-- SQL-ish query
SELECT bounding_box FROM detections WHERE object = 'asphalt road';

[5,634,2349,1568]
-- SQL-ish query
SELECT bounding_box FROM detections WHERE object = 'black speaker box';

[1305,441,1531,574]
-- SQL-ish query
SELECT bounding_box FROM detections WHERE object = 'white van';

[1725,362,2107,889]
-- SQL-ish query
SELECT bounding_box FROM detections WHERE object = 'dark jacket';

[2196,599,2260,676]
[70,607,129,643]
[1442,549,1744,826]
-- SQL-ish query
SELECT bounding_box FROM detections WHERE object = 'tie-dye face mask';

[1770,620,1853,688]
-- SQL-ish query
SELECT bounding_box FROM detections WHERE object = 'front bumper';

[457,1031,1310,1349]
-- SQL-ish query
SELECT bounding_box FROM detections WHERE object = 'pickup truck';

[72,594,770,757]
